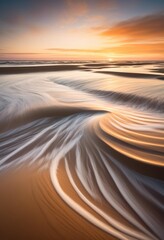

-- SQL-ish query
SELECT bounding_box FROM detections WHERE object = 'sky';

[0,0,164,60]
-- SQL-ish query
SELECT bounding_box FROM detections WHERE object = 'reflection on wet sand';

[0,61,163,240]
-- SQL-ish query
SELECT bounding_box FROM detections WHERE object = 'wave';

[0,65,163,239]
[53,76,164,112]
[55,81,164,112]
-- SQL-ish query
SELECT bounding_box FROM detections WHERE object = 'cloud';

[46,43,164,58]
[0,52,42,55]
[66,0,88,16]
[101,12,164,42]
[46,48,101,53]
[0,0,90,37]
[103,43,164,54]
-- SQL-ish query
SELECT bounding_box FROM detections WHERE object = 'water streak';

[0,62,163,240]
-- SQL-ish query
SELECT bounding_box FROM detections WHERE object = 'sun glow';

[0,0,163,60]
[108,58,113,62]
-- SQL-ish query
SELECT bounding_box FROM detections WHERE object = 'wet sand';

[0,62,163,240]
[96,71,164,80]
[0,64,164,80]
[0,65,80,74]
[0,166,115,240]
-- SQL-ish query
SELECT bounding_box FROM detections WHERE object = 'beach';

[0,61,163,240]
[0,166,115,240]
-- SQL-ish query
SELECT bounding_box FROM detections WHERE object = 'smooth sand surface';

[0,166,115,240]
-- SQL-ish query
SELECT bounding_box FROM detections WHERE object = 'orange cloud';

[103,43,164,54]
[46,48,101,53]
[101,12,164,42]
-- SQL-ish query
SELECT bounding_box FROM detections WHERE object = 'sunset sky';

[0,0,164,60]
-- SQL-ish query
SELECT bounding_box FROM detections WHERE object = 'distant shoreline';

[0,64,163,80]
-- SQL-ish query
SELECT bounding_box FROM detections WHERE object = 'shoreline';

[0,64,163,80]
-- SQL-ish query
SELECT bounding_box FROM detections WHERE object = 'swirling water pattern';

[0,62,164,240]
